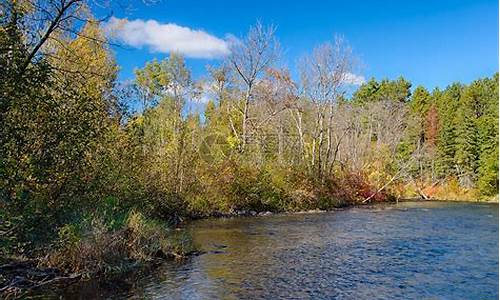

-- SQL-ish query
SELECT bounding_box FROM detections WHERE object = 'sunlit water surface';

[52,201,498,299]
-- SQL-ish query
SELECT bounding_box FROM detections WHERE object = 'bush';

[46,218,128,275]
[44,210,195,275]
[126,210,173,261]
[189,160,286,214]
[317,172,391,208]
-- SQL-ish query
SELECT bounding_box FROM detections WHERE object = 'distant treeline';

[0,0,498,276]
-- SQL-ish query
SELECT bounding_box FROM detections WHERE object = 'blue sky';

[96,0,498,91]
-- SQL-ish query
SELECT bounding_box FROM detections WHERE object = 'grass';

[43,210,195,277]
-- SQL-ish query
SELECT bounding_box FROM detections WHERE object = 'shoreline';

[186,196,499,221]
[1,198,385,297]
[398,197,499,204]
[2,196,497,297]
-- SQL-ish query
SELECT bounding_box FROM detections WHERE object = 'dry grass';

[44,211,195,276]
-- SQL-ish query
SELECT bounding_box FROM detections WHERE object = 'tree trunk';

[241,87,251,152]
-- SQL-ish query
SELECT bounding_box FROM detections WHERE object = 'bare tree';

[207,64,232,106]
[251,68,296,162]
[298,36,354,181]
[227,22,280,151]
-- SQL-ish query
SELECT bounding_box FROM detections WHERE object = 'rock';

[295,209,326,214]
[250,211,257,216]
[259,211,273,216]
[188,250,206,256]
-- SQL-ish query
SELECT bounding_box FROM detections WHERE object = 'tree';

[227,22,280,151]
[352,76,412,104]
[424,104,439,148]
[352,78,379,104]
[133,54,198,195]
[476,74,499,195]
[377,77,412,103]
[453,102,478,188]
[0,2,119,249]
[435,83,461,176]
[409,85,432,147]
[298,37,355,180]
[134,58,170,111]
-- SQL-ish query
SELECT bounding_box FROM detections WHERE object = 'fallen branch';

[363,155,418,203]
[363,172,400,203]
[32,273,81,289]
[0,260,81,297]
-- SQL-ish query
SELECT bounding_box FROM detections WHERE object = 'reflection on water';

[57,201,498,299]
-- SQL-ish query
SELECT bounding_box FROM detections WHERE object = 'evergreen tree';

[377,76,412,103]
[435,83,461,176]
[409,85,432,146]
[454,97,478,187]
[352,77,379,103]
[352,76,412,104]
[476,74,499,195]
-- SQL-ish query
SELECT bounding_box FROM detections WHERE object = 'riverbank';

[0,247,200,299]
[1,193,496,298]
[0,194,389,298]
[398,196,499,203]
[30,201,500,299]
[0,210,199,299]
[396,180,499,203]
[428,197,498,203]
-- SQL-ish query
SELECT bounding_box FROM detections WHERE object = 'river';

[54,201,498,299]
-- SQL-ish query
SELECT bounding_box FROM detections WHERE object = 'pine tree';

[352,76,412,104]
[476,74,499,195]
[435,84,461,177]
[352,77,379,104]
[411,86,431,115]
[454,106,478,187]
[410,86,431,146]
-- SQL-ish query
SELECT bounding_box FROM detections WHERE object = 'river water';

[57,201,498,299]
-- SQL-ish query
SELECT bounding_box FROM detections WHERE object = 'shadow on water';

[37,201,499,299]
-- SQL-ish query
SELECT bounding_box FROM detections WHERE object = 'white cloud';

[342,72,366,85]
[104,17,230,59]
